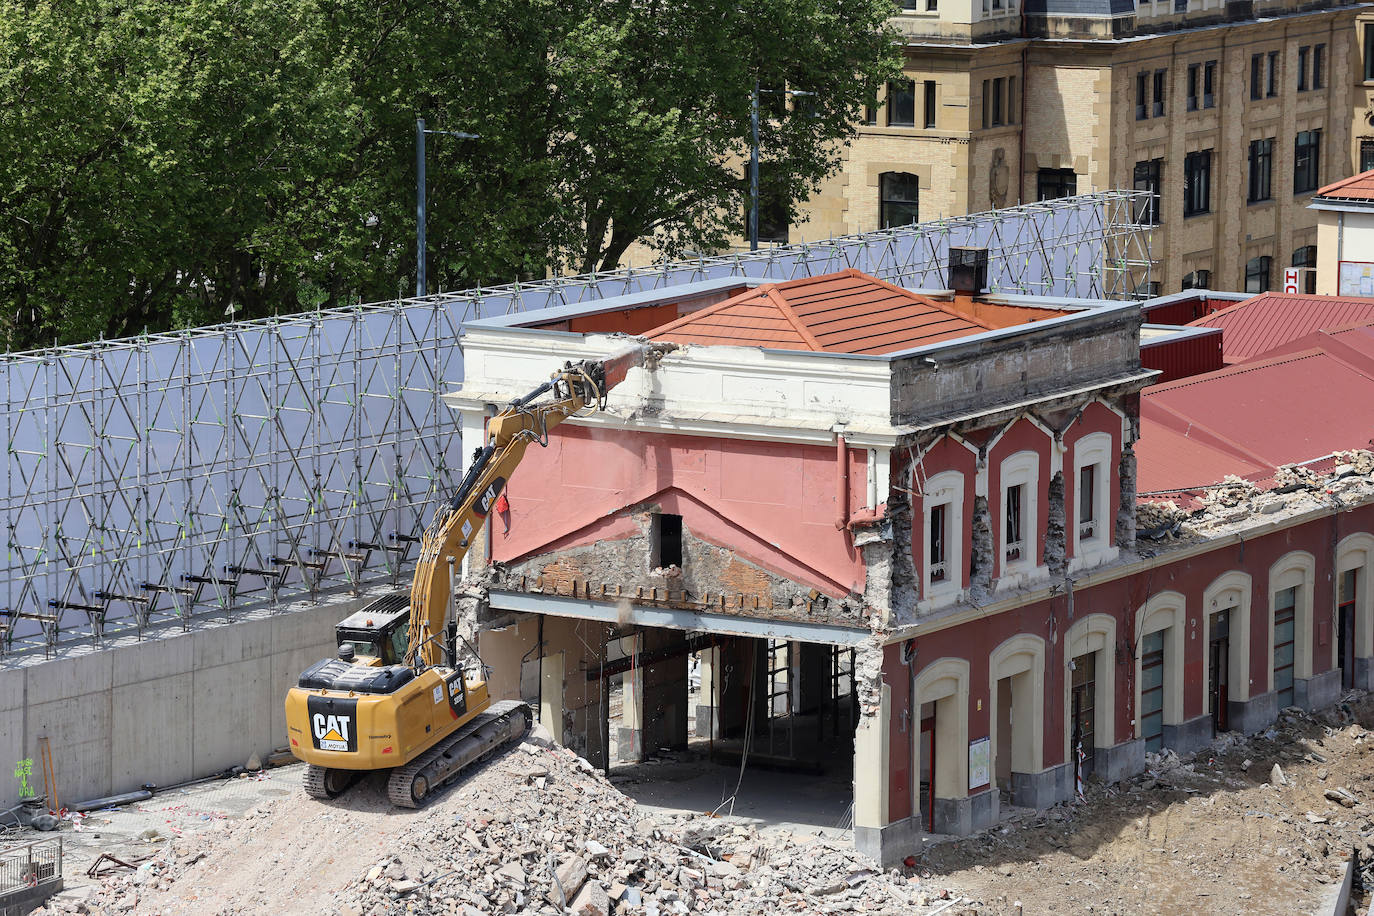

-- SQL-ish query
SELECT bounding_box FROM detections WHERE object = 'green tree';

[544,0,899,272]
[0,0,898,349]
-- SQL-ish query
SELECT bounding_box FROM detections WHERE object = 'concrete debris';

[1139,451,1374,545]
[1271,763,1288,786]
[36,736,956,916]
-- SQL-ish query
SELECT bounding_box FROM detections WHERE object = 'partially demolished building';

[451,263,1374,865]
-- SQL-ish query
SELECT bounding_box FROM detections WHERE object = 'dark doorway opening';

[1339,569,1357,690]
[1071,652,1096,784]
[1209,609,1230,734]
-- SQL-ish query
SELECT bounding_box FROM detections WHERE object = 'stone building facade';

[774,1,1374,296]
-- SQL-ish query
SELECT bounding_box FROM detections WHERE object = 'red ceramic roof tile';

[644,268,1055,355]
[1185,292,1374,363]
[1315,168,1374,201]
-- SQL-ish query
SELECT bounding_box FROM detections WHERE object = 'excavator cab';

[333,594,409,665]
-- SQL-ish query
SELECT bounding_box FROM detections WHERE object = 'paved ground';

[16,768,300,889]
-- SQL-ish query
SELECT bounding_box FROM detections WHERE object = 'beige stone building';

[779,0,1374,295]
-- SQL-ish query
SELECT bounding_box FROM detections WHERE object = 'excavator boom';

[406,340,672,668]
[284,337,673,807]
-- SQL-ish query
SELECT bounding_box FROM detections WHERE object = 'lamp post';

[748,87,815,252]
[416,118,480,298]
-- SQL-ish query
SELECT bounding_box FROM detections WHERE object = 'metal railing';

[0,837,61,896]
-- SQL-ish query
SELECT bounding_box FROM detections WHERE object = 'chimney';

[948,247,989,296]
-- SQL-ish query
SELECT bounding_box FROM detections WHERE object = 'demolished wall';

[490,511,869,629]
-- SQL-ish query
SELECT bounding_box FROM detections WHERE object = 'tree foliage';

[0,0,898,349]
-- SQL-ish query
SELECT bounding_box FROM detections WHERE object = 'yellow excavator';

[284,340,671,806]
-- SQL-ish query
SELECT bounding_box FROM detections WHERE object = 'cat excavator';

[284,339,673,806]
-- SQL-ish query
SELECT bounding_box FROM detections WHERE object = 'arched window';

[1292,245,1317,293]
[880,172,919,228]
[1245,255,1272,293]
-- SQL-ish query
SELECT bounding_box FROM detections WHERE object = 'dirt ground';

[922,695,1374,915]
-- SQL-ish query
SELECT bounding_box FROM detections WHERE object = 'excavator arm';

[405,341,672,667]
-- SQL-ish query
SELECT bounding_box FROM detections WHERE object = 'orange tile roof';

[645,269,1054,355]
[1315,168,1374,201]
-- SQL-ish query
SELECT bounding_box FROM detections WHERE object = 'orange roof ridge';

[763,286,825,351]
[864,272,997,331]
[641,284,771,338]
[1315,168,1374,199]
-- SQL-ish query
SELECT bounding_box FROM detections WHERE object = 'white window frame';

[998,451,1039,579]
[921,470,964,603]
[1070,432,1117,573]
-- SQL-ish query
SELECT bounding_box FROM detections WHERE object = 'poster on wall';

[968,737,991,791]
[1338,260,1374,297]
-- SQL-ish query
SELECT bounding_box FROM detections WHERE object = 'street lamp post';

[748,87,815,253]
[749,82,760,252]
[416,118,480,298]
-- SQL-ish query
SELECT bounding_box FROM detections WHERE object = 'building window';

[1037,168,1077,201]
[653,514,683,568]
[1133,158,1162,224]
[1181,269,1211,290]
[923,80,937,129]
[1292,245,1318,294]
[1250,54,1262,101]
[1294,129,1321,194]
[1152,69,1167,118]
[929,504,947,582]
[900,0,919,7]
[879,172,920,229]
[927,0,937,9]
[1078,465,1097,542]
[863,103,878,126]
[992,76,1006,126]
[1247,138,1273,203]
[887,80,916,127]
[1297,46,1309,91]
[1137,71,1149,120]
[1184,150,1212,216]
[1071,432,1112,563]
[1007,76,1018,125]
[1005,484,1024,563]
[1362,140,1374,174]
[1267,50,1278,98]
[1187,64,1199,111]
[1313,44,1325,89]
[1365,26,1374,82]
[922,471,964,596]
[1245,255,1272,293]
[1203,60,1217,108]
[1000,451,1039,574]
[1274,586,1297,707]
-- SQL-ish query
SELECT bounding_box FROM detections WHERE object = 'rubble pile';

[37,735,953,916]
[1139,450,1374,545]
[332,740,939,916]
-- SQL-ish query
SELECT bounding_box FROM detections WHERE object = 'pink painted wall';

[882,502,1374,824]
[491,424,868,596]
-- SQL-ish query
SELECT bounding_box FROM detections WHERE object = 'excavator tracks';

[302,764,361,800]
[386,699,532,808]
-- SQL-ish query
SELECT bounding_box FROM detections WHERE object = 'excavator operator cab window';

[387,624,409,666]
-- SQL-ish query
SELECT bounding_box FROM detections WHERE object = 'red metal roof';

[1315,168,1374,201]
[1185,292,1374,363]
[1137,340,1374,494]
[644,269,1063,355]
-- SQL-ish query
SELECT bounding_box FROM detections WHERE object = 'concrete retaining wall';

[0,591,379,812]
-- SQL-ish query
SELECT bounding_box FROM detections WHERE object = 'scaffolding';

[0,191,1153,658]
